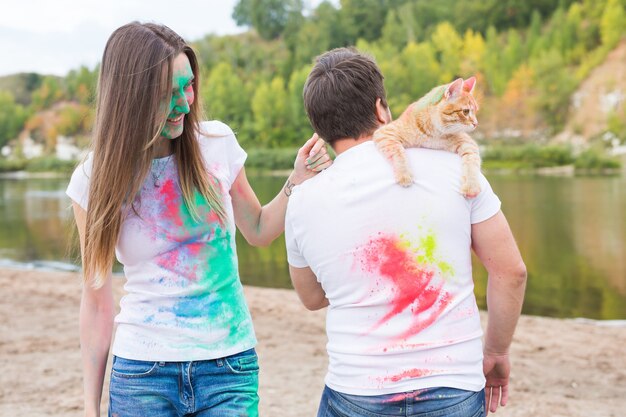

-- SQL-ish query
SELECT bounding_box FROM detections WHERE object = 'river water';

[0,172,624,319]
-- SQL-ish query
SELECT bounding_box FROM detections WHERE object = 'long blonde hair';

[83,22,226,287]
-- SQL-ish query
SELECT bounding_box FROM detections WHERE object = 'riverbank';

[1,268,625,416]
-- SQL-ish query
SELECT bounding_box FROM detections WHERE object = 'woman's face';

[160,53,195,139]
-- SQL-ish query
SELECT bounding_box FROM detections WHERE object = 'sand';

[1,268,625,417]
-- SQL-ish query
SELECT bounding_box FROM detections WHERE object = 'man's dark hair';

[303,47,388,143]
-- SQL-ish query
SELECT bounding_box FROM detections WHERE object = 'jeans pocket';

[111,356,161,379]
[328,392,395,417]
[414,390,484,417]
[224,349,259,374]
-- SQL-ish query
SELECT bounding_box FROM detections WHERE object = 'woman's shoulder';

[196,121,246,174]
[198,120,236,140]
[71,151,95,180]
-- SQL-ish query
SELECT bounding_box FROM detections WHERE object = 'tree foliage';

[0,92,27,148]
[1,0,623,156]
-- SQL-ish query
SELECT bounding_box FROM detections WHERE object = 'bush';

[482,143,621,173]
[0,158,27,172]
[25,156,77,173]
[482,144,574,168]
[574,149,621,170]
[245,147,299,170]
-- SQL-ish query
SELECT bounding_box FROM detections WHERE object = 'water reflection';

[0,173,624,320]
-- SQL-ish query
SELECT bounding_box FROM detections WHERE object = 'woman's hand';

[291,134,332,185]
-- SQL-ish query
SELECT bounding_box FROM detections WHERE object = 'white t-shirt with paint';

[285,141,501,396]
[66,121,256,362]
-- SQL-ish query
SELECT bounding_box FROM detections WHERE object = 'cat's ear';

[445,78,464,99]
[463,76,476,93]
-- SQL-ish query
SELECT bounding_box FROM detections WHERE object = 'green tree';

[0,92,27,148]
[461,29,486,76]
[202,62,250,135]
[233,0,303,40]
[65,66,98,104]
[502,29,523,80]
[251,77,292,147]
[526,9,543,58]
[483,26,506,95]
[530,49,577,131]
[30,77,63,111]
[55,104,92,137]
[600,0,626,49]
[564,3,585,62]
[288,3,341,70]
[381,9,406,48]
[430,22,463,82]
[287,65,313,143]
[339,0,409,43]
[381,4,419,48]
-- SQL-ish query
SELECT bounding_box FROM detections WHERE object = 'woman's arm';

[72,202,115,417]
[231,135,331,247]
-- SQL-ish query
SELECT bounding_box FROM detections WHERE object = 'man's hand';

[483,352,510,414]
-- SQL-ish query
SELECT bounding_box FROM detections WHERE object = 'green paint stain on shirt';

[169,188,255,350]
[400,232,455,279]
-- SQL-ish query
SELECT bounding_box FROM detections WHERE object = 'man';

[285,47,527,417]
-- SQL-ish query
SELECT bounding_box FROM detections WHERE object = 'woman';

[66,22,330,417]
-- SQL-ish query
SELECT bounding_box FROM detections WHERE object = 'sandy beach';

[1,268,625,417]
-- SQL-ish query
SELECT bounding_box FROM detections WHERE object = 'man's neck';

[331,135,373,156]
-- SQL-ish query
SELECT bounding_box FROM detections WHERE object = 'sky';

[0,0,247,76]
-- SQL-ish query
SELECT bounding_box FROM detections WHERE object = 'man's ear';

[375,98,391,124]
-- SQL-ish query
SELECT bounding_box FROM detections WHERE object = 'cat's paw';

[461,178,481,198]
[395,171,414,187]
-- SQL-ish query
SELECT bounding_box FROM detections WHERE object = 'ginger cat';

[373,77,481,197]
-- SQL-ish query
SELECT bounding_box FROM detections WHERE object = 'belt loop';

[216,358,224,367]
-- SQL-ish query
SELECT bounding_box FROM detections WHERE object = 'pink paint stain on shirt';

[356,234,452,341]
[382,338,458,353]
[155,246,200,283]
[161,179,183,228]
[382,368,433,383]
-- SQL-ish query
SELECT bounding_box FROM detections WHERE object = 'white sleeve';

[198,121,247,187]
[470,172,501,224]
[224,131,247,187]
[285,202,309,268]
[65,153,94,210]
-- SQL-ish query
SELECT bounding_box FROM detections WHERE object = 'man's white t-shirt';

[66,121,257,362]
[285,141,501,396]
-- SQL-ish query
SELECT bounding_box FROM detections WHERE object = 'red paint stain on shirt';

[382,368,433,383]
[161,179,183,227]
[356,234,452,340]
[156,246,200,282]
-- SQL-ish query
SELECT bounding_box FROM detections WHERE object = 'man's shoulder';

[288,169,331,210]
[404,148,464,177]
[405,147,463,163]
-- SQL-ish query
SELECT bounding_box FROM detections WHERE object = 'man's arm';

[472,210,527,414]
[288,265,329,311]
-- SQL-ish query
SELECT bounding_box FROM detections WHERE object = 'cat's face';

[436,77,479,134]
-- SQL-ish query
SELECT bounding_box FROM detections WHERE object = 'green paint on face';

[160,53,195,140]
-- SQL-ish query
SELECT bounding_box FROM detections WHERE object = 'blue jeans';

[317,386,485,417]
[108,348,259,417]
